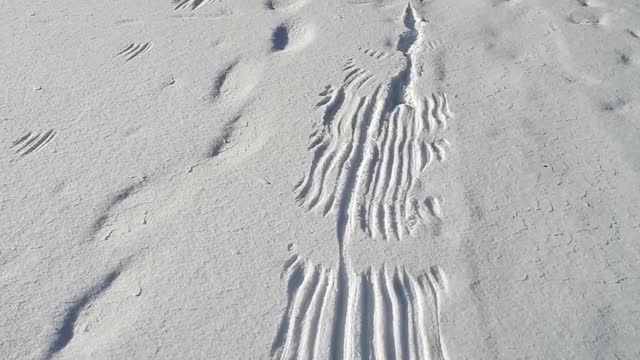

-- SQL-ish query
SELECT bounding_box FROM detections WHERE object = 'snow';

[2,0,640,359]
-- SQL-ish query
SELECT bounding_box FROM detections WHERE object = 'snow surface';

[2,0,640,359]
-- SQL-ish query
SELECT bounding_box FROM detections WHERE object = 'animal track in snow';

[209,58,263,105]
[296,69,453,241]
[11,129,56,157]
[90,179,148,242]
[206,112,264,164]
[600,96,631,113]
[426,40,443,50]
[117,43,152,62]
[173,0,212,11]
[362,48,390,59]
[209,115,243,158]
[271,257,448,360]
[266,0,308,11]
[568,7,610,25]
[272,25,289,51]
[576,0,606,7]
[44,269,123,360]
[275,4,453,359]
[295,2,455,243]
[210,61,239,100]
[270,19,315,53]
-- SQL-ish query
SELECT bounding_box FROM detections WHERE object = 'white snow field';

[2,0,640,359]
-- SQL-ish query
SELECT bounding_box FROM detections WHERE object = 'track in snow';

[271,257,449,360]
